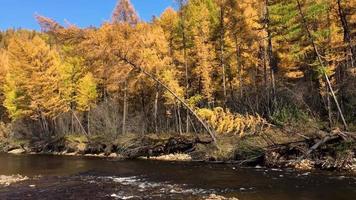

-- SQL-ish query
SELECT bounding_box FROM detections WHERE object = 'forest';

[0,0,355,171]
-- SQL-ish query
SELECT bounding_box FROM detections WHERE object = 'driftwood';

[297,135,336,161]
[122,136,212,159]
[265,129,355,168]
[300,129,355,160]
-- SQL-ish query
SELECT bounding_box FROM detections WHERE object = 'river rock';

[352,159,356,172]
[8,148,25,154]
[77,143,87,154]
[64,152,78,156]
[147,153,192,161]
[0,175,28,186]
[108,153,117,158]
[205,194,238,200]
[292,159,314,170]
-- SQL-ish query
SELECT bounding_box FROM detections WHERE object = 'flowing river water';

[0,153,355,200]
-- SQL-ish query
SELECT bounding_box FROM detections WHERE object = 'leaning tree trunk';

[118,56,218,145]
[70,109,88,136]
[296,0,348,130]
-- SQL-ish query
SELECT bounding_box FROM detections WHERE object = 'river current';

[0,153,355,200]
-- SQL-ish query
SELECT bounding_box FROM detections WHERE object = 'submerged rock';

[143,153,192,161]
[7,148,25,154]
[63,152,77,156]
[293,159,314,170]
[0,175,28,186]
[108,153,118,158]
[205,194,238,200]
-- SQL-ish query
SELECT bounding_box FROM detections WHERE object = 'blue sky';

[0,0,177,30]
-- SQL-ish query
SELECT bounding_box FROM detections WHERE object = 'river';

[0,153,355,200]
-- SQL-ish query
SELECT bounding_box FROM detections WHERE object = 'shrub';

[271,104,309,126]
[197,107,268,137]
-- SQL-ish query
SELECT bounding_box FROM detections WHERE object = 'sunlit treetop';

[111,0,140,25]
[35,14,63,32]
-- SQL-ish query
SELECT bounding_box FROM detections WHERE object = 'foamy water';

[84,175,223,199]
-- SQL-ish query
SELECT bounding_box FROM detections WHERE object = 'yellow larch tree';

[192,11,215,105]
[76,72,98,135]
[0,50,9,119]
[4,35,66,120]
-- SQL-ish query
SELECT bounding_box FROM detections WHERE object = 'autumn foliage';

[0,0,355,139]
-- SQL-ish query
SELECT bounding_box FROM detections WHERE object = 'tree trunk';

[154,84,159,133]
[264,0,277,106]
[263,45,268,88]
[174,103,179,133]
[177,103,183,135]
[262,43,271,115]
[327,86,332,128]
[140,86,146,135]
[234,35,243,98]
[220,3,227,107]
[40,112,49,138]
[166,108,170,133]
[87,111,90,135]
[71,113,74,134]
[122,79,128,134]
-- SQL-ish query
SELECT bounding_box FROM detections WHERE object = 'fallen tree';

[264,129,355,170]
[122,135,212,159]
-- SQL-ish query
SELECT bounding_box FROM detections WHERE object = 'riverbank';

[0,129,355,174]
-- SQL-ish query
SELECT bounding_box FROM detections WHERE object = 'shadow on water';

[0,153,355,200]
